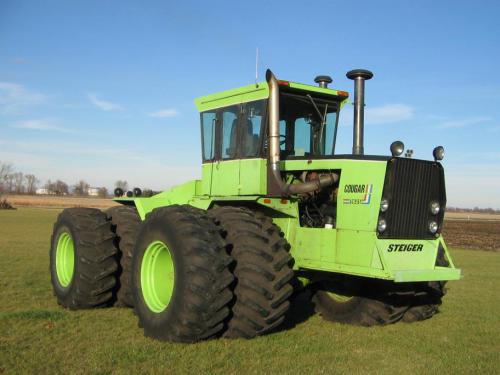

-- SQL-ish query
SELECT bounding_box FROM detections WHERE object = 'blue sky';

[1,0,499,208]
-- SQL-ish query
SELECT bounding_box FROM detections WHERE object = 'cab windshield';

[279,92,339,158]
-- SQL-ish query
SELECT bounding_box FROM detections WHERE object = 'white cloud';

[0,150,55,169]
[11,119,74,133]
[0,82,46,114]
[365,104,414,124]
[87,93,122,111]
[148,108,179,118]
[2,139,144,161]
[438,116,491,129]
[340,103,414,126]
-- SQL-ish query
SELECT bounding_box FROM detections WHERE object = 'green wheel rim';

[141,240,175,313]
[326,291,353,303]
[55,232,75,287]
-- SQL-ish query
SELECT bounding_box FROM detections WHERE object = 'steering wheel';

[279,135,286,146]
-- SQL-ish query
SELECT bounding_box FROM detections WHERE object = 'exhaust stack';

[266,69,338,196]
[314,75,333,88]
[346,69,373,155]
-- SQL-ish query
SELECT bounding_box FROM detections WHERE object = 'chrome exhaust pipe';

[266,69,338,196]
[346,69,373,155]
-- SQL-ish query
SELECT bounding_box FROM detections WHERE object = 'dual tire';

[50,205,236,342]
[131,205,294,341]
[50,208,118,309]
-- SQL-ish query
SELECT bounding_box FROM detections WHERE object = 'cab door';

[200,111,216,195]
[210,105,241,196]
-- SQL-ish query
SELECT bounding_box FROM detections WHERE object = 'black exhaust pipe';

[346,69,373,155]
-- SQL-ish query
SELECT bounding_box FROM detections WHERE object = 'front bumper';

[374,236,461,282]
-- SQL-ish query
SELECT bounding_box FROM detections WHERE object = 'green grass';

[1,208,499,374]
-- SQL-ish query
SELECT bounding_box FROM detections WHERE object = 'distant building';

[35,188,50,195]
[88,187,101,196]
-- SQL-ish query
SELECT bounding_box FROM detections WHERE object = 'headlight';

[390,141,405,157]
[378,218,387,233]
[430,201,440,215]
[428,221,438,234]
[433,146,445,161]
[380,198,389,212]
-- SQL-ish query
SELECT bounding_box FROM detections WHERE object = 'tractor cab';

[195,76,349,197]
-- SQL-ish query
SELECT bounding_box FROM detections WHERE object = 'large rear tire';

[132,205,233,342]
[106,206,141,307]
[49,208,118,309]
[210,206,294,338]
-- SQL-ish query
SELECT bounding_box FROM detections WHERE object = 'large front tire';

[210,206,294,338]
[402,282,445,322]
[132,205,233,342]
[49,208,118,309]
[403,246,448,322]
[312,279,408,326]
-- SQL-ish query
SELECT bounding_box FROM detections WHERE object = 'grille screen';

[379,158,446,239]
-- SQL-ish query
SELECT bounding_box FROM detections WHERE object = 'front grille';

[379,158,446,239]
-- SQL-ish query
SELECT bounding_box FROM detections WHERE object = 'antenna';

[255,47,259,87]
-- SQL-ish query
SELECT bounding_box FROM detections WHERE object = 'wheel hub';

[55,232,75,287]
[140,240,175,313]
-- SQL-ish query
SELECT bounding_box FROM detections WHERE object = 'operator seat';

[243,119,259,157]
[226,119,238,158]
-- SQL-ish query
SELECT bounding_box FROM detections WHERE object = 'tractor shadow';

[273,289,316,333]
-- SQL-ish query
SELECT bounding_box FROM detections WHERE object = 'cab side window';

[221,106,239,159]
[201,100,266,161]
[201,111,216,161]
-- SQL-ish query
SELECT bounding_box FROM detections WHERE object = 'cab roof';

[194,80,349,112]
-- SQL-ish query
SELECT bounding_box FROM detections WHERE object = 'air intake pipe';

[346,69,373,155]
[266,69,338,195]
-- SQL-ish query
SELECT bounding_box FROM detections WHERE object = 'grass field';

[1,208,499,374]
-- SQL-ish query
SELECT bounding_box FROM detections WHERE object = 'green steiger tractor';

[49,69,461,342]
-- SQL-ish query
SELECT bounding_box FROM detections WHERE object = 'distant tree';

[5,174,15,193]
[0,162,13,192]
[0,161,13,191]
[24,174,39,194]
[13,172,24,194]
[44,179,55,194]
[73,180,90,196]
[142,188,157,197]
[115,180,128,192]
[43,180,69,195]
[98,187,108,198]
[54,180,69,195]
